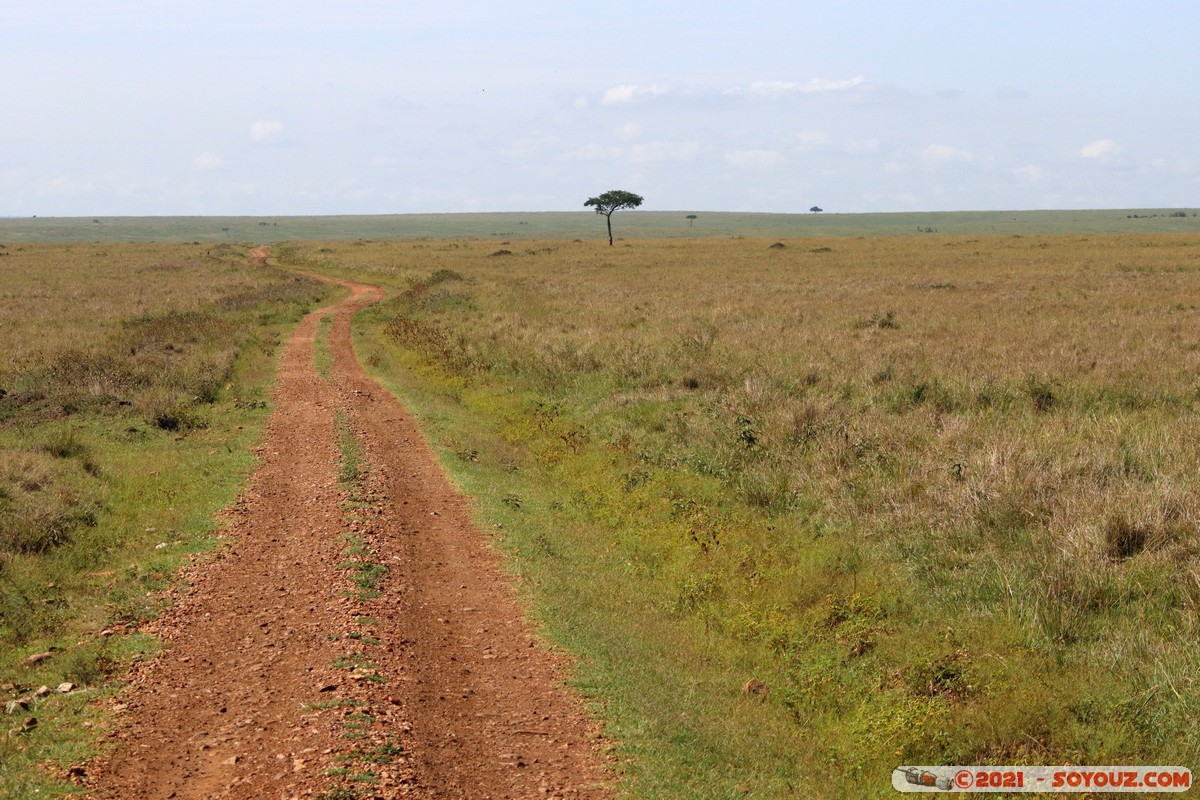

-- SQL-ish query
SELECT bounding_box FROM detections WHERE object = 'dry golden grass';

[1,242,327,427]
[3,243,243,371]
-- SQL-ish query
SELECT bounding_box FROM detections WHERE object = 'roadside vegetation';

[284,233,1200,798]
[0,242,334,796]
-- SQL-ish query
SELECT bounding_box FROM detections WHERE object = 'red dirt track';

[85,250,614,799]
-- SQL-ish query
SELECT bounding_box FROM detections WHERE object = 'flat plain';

[3,215,1200,798]
[1,207,1198,244]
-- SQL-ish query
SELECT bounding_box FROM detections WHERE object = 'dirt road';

[86,252,614,798]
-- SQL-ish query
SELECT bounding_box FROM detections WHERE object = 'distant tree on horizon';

[585,189,644,245]
[687,214,698,228]
[810,206,823,213]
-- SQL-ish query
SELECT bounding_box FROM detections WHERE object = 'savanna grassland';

[282,233,1200,798]
[0,242,334,796]
[1,207,1197,244]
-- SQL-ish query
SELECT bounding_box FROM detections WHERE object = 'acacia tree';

[584,189,644,245]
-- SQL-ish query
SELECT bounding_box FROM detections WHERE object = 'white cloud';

[193,152,223,170]
[596,77,865,108]
[600,83,671,105]
[923,144,974,165]
[249,119,283,144]
[725,149,784,168]
[740,76,865,96]
[1080,138,1120,159]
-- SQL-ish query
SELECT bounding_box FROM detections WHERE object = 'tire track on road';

[87,249,613,799]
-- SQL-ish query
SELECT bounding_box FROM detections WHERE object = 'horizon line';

[4,206,1198,221]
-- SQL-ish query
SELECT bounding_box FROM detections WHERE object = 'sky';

[2,1,1198,216]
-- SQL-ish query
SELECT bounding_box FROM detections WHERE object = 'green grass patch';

[331,412,389,602]
[331,654,373,671]
[315,312,335,380]
[315,787,359,800]
[335,413,365,491]
[303,698,362,712]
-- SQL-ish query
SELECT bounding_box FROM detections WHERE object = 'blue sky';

[2,1,1197,215]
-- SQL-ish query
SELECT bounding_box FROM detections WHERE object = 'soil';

[84,251,615,799]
